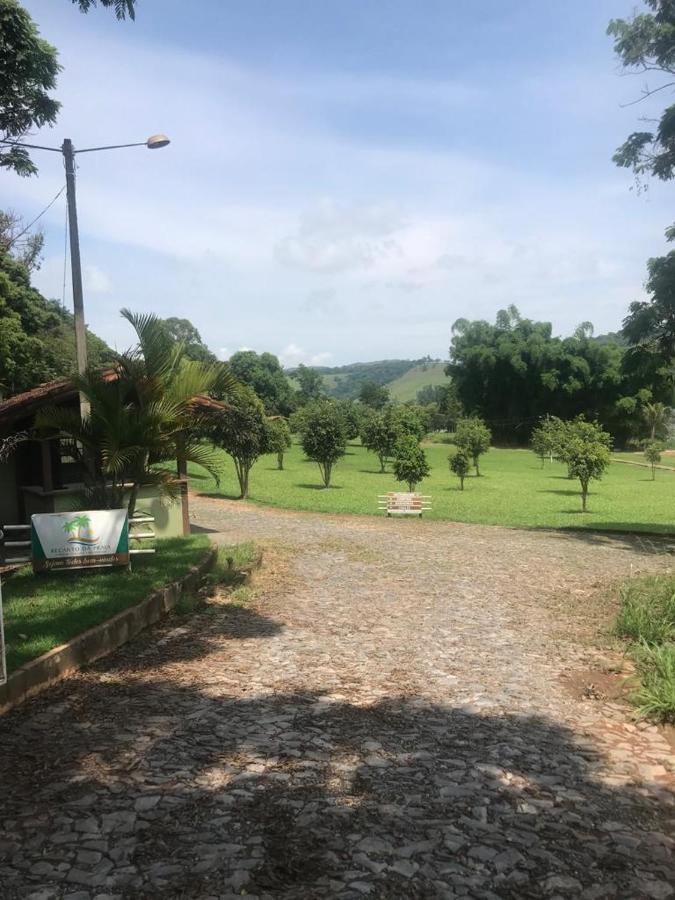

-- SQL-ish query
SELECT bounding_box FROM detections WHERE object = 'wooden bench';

[378,492,432,517]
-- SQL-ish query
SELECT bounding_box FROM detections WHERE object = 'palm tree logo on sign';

[62,514,98,546]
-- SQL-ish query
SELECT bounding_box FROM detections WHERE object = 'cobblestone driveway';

[1,497,674,899]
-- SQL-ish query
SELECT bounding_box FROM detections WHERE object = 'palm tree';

[63,519,77,539]
[642,401,672,441]
[73,513,92,541]
[36,309,240,517]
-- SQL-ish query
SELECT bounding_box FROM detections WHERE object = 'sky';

[3,0,674,366]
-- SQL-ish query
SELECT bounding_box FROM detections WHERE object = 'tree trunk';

[127,482,140,520]
[322,462,332,487]
[379,454,386,473]
[277,452,284,470]
[475,457,480,477]
[652,464,656,481]
[459,476,464,491]
[581,484,587,512]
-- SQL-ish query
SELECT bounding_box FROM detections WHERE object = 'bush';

[448,448,471,490]
[454,417,491,476]
[392,435,430,492]
[300,401,347,487]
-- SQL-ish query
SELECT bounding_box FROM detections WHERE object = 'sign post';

[31,510,129,573]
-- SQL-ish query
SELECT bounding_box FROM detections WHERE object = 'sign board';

[377,492,432,517]
[31,510,129,573]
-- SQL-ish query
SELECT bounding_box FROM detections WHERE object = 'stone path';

[1,497,674,899]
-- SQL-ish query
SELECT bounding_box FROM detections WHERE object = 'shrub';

[644,440,663,480]
[555,418,612,511]
[454,417,491,476]
[632,643,675,724]
[616,576,675,645]
[392,435,430,492]
[266,418,292,470]
[448,448,471,490]
[300,401,347,487]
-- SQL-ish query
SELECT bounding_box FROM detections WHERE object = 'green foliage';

[209,385,269,498]
[360,404,426,472]
[448,448,471,490]
[320,358,427,400]
[608,2,675,183]
[391,434,430,492]
[300,400,348,487]
[359,380,390,409]
[266,417,292,470]
[616,576,675,645]
[0,0,60,175]
[0,249,113,397]
[36,309,237,513]
[73,0,136,18]
[447,306,669,446]
[530,416,559,466]
[642,400,671,440]
[644,439,664,479]
[562,419,612,512]
[228,350,295,415]
[632,643,675,723]
[3,534,210,672]
[291,363,324,405]
[623,252,675,361]
[159,316,217,364]
[454,416,491,476]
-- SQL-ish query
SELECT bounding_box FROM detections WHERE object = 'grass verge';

[2,534,210,673]
[615,573,675,723]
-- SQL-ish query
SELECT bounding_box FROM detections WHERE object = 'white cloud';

[279,343,333,368]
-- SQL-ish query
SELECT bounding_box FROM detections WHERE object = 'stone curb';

[0,546,218,715]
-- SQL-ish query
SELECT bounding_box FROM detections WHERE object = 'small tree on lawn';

[392,435,430,492]
[360,410,398,473]
[301,401,347,487]
[644,440,663,481]
[266,417,292,470]
[209,386,269,499]
[449,448,471,490]
[455,416,491,476]
[564,422,611,512]
[531,415,559,467]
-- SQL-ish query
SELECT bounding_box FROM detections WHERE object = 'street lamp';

[0,134,170,414]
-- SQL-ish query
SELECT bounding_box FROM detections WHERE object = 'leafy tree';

[292,364,324,404]
[72,0,136,18]
[642,400,672,440]
[36,309,236,515]
[300,401,347,488]
[530,416,560,466]
[360,404,426,472]
[392,435,430,492]
[565,423,612,513]
[359,380,390,410]
[159,316,217,364]
[608,2,675,185]
[623,253,675,361]
[334,399,362,440]
[644,440,664,479]
[454,416,491,476]
[0,248,113,397]
[228,350,295,415]
[449,448,471,490]
[209,386,269,499]
[0,209,44,272]
[266,417,292,470]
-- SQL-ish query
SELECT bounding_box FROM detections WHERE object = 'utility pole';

[62,139,89,390]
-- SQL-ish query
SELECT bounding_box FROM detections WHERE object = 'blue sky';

[4,0,673,365]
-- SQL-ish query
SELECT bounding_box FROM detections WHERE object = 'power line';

[6,185,66,249]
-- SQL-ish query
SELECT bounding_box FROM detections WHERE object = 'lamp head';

[146,134,170,149]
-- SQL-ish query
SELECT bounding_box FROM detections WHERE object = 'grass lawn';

[615,451,675,469]
[2,534,210,674]
[190,442,675,534]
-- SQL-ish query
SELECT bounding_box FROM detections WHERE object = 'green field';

[190,443,675,534]
[616,452,675,469]
[386,363,448,401]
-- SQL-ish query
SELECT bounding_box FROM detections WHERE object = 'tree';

[0,248,113,397]
[608,2,675,185]
[566,432,611,513]
[642,400,671,440]
[392,435,430,492]
[266,417,292,470]
[292,364,324,405]
[359,404,426,473]
[300,401,347,488]
[530,416,560,467]
[228,350,295,415]
[36,309,237,515]
[359,381,390,410]
[72,0,136,18]
[449,449,471,490]
[160,317,217,364]
[644,440,664,479]
[454,417,491,476]
[0,209,44,272]
[209,386,270,499]
[334,399,362,441]
[623,253,675,361]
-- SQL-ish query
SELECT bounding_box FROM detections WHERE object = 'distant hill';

[386,362,448,402]
[285,358,447,401]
